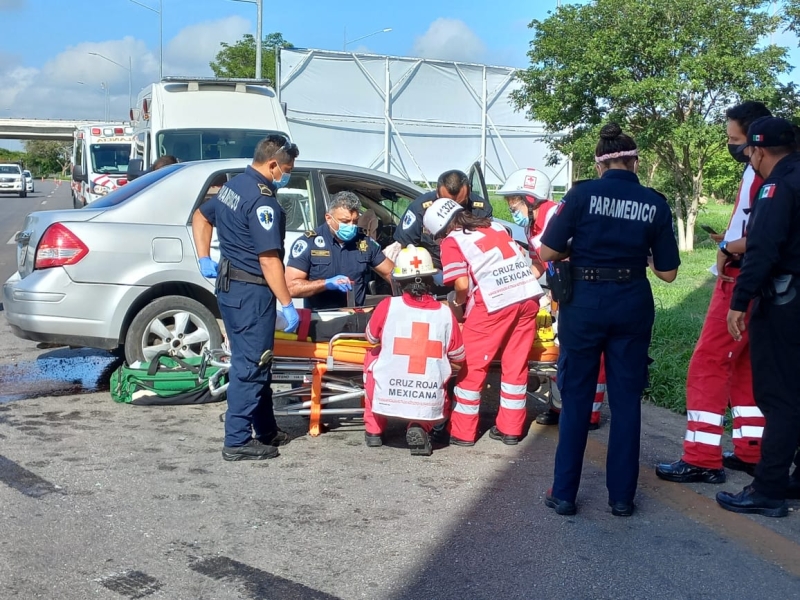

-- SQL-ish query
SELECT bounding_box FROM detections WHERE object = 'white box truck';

[71,123,134,208]
[128,77,291,175]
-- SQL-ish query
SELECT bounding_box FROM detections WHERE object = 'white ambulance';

[128,77,291,174]
[71,124,134,208]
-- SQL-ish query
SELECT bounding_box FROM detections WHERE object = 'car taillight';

[34,223,89,269]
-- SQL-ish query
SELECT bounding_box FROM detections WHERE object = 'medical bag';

[110,352,226,405]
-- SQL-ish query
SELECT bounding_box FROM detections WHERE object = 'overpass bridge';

[0,118,122,141]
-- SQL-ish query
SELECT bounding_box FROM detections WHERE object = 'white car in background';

[0,163,26,198]
[23,170,34,193]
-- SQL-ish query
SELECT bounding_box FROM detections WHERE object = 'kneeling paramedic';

[498,167,607,430]
[424,198,543,446]
[191,135,301,461]
[363,245,465,456]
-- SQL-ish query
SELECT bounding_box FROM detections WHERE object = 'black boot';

[222,439,279,461]
[722,451,757,477]
[716,485,789,518]
[488,426,519,446]
[535,410,560,426]
[655,459,726,484]
[406,425,433,456]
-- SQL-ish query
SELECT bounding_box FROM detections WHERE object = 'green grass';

[489,197,732,414]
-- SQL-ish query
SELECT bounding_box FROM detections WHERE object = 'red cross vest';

[369,297,454,420]
[450,222,543,314]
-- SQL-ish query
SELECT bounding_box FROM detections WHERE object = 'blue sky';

[1,0,799,149]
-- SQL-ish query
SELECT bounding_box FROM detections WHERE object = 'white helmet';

[393,244,438,280]
[497,168,552,203]
[422,198,463,237]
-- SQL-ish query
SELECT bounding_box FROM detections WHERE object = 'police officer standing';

[718,117,800,517]
[191,135,301,461]
[285,191,394,309]
[394,170,492,270]
[540,123,680,517]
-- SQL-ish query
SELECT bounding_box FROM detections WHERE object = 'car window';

[90,163,185,209]
[276,172,315,231]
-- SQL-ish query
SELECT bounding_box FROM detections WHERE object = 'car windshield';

[23,171,31,177]
[0,166,21,174]
[91,144,131,174]
[89,163,185,209]
[155,128,285,162]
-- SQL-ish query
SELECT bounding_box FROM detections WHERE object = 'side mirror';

[127,158,145,181]
[72,165,86,182]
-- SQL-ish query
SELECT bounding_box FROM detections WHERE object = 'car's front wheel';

[124,295,222,364]
[19,191,26,198]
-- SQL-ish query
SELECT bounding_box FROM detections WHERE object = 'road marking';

[7,232,19,245]
[535,425,800,579]
[41,200,47,205]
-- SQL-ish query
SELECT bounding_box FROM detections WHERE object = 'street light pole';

[343,27,393,51]
[100,83,110,121]
[88,52,133,113]
[230,0,263,79]
[129,0,163,80]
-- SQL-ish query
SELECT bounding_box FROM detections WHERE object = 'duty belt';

[570,267,646,282]
[229,267,268,286]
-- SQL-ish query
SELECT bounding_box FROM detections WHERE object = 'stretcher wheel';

[548,378,562,411]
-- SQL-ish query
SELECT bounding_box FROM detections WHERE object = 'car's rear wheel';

[124,295,222,364]
[19,191,26,198]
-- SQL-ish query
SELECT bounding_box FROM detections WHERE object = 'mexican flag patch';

[759,184,776,199]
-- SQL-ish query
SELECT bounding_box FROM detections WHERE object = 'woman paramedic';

[423,198,543,446]
[363,245,465,456]
[539,123,680,517]
[498,168,606,431]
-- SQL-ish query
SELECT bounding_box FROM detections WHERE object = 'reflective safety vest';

[369,297,454,420]
[450,222,543,314]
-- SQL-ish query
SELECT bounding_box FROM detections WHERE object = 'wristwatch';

[719,240,734,258]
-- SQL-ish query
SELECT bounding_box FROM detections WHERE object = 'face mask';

[335,222,358,242]
[750,149,764,179]
[272,165,291,189]
[512,209,530,228]
[728,143,749,164]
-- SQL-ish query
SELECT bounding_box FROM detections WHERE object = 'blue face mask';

[336,222,358,242]
[273,166,291,189]
[512,209,530,228]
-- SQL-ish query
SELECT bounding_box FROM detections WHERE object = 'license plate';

[0,184,11,188]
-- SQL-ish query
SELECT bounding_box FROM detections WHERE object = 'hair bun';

[599,123,623,140]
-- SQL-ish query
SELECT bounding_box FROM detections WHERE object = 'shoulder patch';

[257,183,273,197]
[304,230,316,238]
[314,235,326,248]
[291,239,308,259]
[256,206,275,230]
[759,184,777,199]
[402,211,417,230]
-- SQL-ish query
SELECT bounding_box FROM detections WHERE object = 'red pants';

[683,272,763,469]
[362,349,444,434]
[451,298,539,441]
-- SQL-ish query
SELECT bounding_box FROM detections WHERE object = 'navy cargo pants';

[552,279,654,504]
[217,280,278,448]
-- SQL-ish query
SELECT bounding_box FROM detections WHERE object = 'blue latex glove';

[282,303,300,334]
[432,271,444,286]
[198,257,218,278]
[325,275,352,292]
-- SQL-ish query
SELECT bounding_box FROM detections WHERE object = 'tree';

[24,140,72,177]
[511,0,795,251]
[209,32,293,84]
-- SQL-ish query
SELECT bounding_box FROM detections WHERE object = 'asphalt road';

[1,183,800,598]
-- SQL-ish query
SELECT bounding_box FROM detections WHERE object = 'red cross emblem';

[409,255,423,269]
[524,174,537,189]
[474,226,517,260]
[393,322,443,375]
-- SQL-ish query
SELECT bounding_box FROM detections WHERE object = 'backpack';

[110,352,226,406]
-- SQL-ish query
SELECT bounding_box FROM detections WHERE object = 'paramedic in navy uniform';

[285,191,394,309]
[539,123,680,517]
[191,135,301,462]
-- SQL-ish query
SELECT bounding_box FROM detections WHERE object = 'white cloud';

[412,18,487,63]
[1,16,252,123]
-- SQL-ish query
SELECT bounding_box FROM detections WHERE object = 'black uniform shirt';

[394,190,492,268]
[732,152,800,312]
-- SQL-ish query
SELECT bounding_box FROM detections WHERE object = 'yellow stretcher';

[203,309,560,437]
